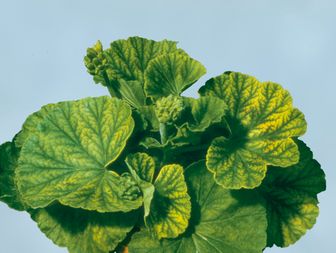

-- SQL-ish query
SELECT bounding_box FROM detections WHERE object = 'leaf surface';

[259,139,326,247]
[189,96,226,131]
[16,96,142,212]
[146,164,191,239]
[145,53,206,99]
[105,37,183,84]
[129,161,267,252]
[14,103,57,148]
[200,72,307,189]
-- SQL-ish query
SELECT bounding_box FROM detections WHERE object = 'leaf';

[128,161,267,253]
[126,153,155,183]
[146,164,191,239]
[258,139,326,247]
[0,142,25,210]
[139,137,163,149]
[145,53,206,99]
[138,105,160,131]
[14,103,57,148]
[16,96,143,212]
[31,203,139,253]
[199,72,307,189]
[189,96,226,131]
[118,79,147,108]
[105,37,183,84]
[126,153,156,218]
[85,37,184,99]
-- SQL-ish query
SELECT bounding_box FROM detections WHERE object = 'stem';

[159,123,167,145]
[171,144,209,154]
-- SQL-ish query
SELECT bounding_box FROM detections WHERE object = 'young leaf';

[105,37,183,84]
[126,152,155,183]
[145,53,206,99]
[126,153,156,218]
[85,37,184,99]
[258,139,326,247]
[31,203,139,253]
[16,96,143,212]
[146,164,191,239]
[0,142,25,210]
[128,161,267,253]
[200,71,307,189]
[118,79,147,108]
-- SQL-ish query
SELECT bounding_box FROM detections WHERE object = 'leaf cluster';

[0,37,326,253]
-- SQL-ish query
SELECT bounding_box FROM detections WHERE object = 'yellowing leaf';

[146,164,191,239]
[126,152,156,218]
[259,139,326,247]
[126,152,156,183]
[145,53,206,99]
[200,72,307,189]
[16,96,143,212]
[129,161,267,253]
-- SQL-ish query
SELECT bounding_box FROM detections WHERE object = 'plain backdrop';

[0,0,334,252]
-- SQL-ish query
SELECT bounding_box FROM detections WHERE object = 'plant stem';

[159,123,167,145]
[171,144,209,154]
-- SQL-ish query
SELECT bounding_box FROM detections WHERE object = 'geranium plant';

[0,37,326,253]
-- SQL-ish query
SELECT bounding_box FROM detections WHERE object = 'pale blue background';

[0,0,334,252]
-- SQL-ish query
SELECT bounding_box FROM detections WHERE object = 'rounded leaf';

[146,164,191,239]
[259,139,326,247]
[145,53,206,99]
[200,72,307,189]
[129,161,267,253]
[16,96,142,212]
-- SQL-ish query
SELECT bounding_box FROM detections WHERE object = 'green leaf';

[259,139,326,247]
[16,96,143,212]
[31,203,138,253]
[146,164,191,239]
[138,105,160,131]
[118,79,147,108]
[0,142,25,210]
[139,137,163,149]
[126,153,155,183]
[189,96,226,131]
[200,72,307,189]
[129,161,267,253]
[14,103,57,148]
[105,37,183,84]
[145,53,206,99]
[126,152,156,218]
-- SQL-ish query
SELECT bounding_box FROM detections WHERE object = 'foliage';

[0,37,326,253]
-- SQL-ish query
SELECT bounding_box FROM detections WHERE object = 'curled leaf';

[16,96,142,212]
[200,72,307,189]
[129,161,267,253]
